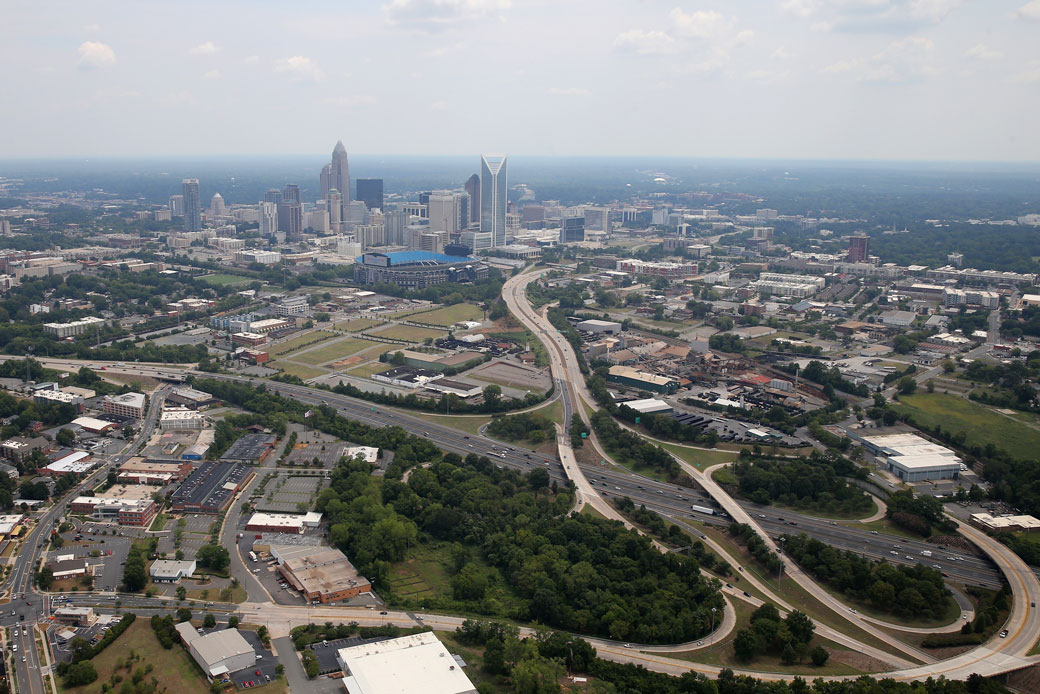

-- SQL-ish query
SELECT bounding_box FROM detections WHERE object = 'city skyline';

[2,1,1039,161]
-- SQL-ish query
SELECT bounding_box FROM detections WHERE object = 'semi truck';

[691,505,718,516]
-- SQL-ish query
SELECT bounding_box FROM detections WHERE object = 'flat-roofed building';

[54,606,96,626]
[336,632,477,694]
[858,432,961,482]
[167,387,218,410]
[118,458,192,485]
[0,513,25,536]
[159,408,206,430]
[245,511,322,534]
[69,496,157,526]
[150,559,197,582]
[43,316,106,338]
[0,436,48,463]
[103,392,147,419]
[71,416,117,434]
[970,513,1040,534]
[577,319,623,335]
[47,557,88,579]
[175,624,256,680]
[607,365,680,394]
[272,545,371,604]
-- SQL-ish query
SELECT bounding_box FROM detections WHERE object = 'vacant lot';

[269,331,336,357]
[891,392,1040,460]
[340,318,383,331]
[370,324,446,343]
[64,620,211,694]
[409,303,484,327]
[270,361,325,380]
[200,273,250,287]
[291,337,383,366]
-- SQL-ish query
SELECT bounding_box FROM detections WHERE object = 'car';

[256,670,261,676]
[256,655,263,660]
[21,656,25,663]
[463,436,469,439]
[758,514,765,518]
[963,614,968,620]
[379,611,388,615]
[905,555,913,560]
[743,591,751,597]
[1000,630,1009,638]
[623,643,632,649]
[871,530,879,535]
[849,608,857,614]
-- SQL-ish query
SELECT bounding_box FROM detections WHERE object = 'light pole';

[709,606,717,653]
[777,537,786,592]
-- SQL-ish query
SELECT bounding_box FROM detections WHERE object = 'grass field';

[269,331,335,357]
[660,442,740,470]
[891,392,1040,460]
[269,361,325,380]
[371,324,446,342]
[291,337,382,366]
[347,361,392,378]
[400,410,493,436]
[63,620,211,694]
[388,543,525,614]
[339,318,384,331]
[200,273,251,287]
[409,303,484,327]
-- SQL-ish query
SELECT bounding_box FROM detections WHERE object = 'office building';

[103,392,147,419]
[182,179,202,233]
[258,201,278,236]
[272,545,371,603]
[208,193,226,217]
[847,234,871,263]
[149,559,197,583]
[561,214,585,243]
[335,632,477,694]
[329,141,351,206]
[327,189,342,230]
[356,178,383,211]
[343,200,367,230]
[464,173,480,224]
[42,315,106,338]
[384,210,408,245]
[282,183,300,204]
[480,154,507,246]
[584,206,609,231]
[319,163,333,201]
[168,194,184,216]
[264,188,282,205]
[460,231,493,253]
[428,193,460,233]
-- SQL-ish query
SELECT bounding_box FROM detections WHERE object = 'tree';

[780,642,797,665]
[228,616,240,629]
[176,585,187,601]
[56,428,76,447]
[62,662,98,687]
[482,384,502,407]
[176,608,192,623]
[203,614,216,628]
[389,351,406,366]
[897,376,917,395]
[528,467,550,491]
[785,611,814,644]
[893,334,917,354]
[196,544,230,571]
[733,629,758,661]
[36,566,54,590]
[810,645,830,666]
[510,655,564,694]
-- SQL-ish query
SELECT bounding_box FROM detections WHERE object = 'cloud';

[771,46,792,60]
[860,36,937,83]
[77,41,116,69]
[669,9,733,40]
[547,86,591,96]
[613,29,677,55]
[202,69,221,80]
[189,41,218,55]
[384,0,511,31]
[783,0,962,33]
[430,99,448,110]
[745,68,790,83]
[275,56,324,83]
[1019,1,1040,20]
[1009,61,1040,83]
[965,44,1002,61]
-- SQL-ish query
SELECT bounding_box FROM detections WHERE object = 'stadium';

[353,251,489,289]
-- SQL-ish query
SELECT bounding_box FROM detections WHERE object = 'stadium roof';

[358,251,473,265]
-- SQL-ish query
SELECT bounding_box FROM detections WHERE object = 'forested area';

[590,409,683,481]
[885,490,958,537]
[781,533,953,621]
[727,452,873,516]
[868,223,1040,273]
[731,604,820,666]
[316,453,725,644]
[728,523,783,574]
[486,411,556,444]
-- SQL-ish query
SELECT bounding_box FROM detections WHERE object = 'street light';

[777,537,786,592]
[709,606,717,653]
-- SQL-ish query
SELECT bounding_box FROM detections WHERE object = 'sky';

[2,0,1039,161]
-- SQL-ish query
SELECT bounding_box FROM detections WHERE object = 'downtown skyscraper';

[480,154,507,246]
[182,178,201,232]
[321,141,350,205]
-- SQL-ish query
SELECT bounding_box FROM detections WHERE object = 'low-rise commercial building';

[167,387,218,410]
[970,513,1040,534]
[0,436,48,463]
[149,559,197,582]
[53,606,96,626]
[69,496,157,526]
[607,365,680,394]
[118,458,192,485]
[245,511,322,534]
[159,408,207,430]
[272,545,371,604]
[175,624,257,680]
[170,461,253,513]
[42,316,106,338]
[335,632,477,694]
[576,319,623,335]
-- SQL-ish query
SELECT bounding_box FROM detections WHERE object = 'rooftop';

[337,632,476,694]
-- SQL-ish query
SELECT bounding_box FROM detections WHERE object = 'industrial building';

[970,513,1040,534]
[219,433,277,465]
[353,251,489,290]
[620,398,673,415]
[607,365,681,394]
[175,625,257,680]
[245,511,322,534]
[858,433,961,482]
[335,632,477,694]
[576,319,623,335]
[272,545,371,604]
[118,458,192,485]
[167,387,218,410]
[170,461,253,513]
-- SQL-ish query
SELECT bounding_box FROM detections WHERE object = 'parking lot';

[254,475,325,513]
[226,628,278,689]
[308,635,389,674]
[54,526,132,592]
[157,513,216,560]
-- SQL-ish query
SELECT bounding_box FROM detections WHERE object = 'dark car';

[743,591,751,597]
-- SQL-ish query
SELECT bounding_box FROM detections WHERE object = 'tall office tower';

[320,163,333,201]
[264,189,283,205]
[282,202,302,238]
[428,193,459,233]
[327,189,342,230]
[356,179,384,212]
[384,210,407,245]
[418,192,432,207]
[0,220,10,236]
[458,195,469,229]
[258,202,278,236]
[168,194,184,216]
[584,206,608,231]
[847,234,870,263]
[329,141,350,204]
[480,154,507,246]
[561,214,585,243]
[464,174,480,223]
[209,193,226,217]
[522,205,546,223]
[182,179,202,232]
[283,184,301,204]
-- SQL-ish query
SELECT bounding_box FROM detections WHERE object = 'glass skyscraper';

[182,178,201,232]
[480,154,507,247]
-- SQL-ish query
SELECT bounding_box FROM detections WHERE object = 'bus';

[248,551,257,562]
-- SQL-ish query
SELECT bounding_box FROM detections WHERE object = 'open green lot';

[348,361,393,378]
[371,324,447,342]
[200,273,250,287]
[891,392,1040,460]
[269,331,335,357]
[269,361,325,380]
[660,442,739,470]
[64,620,211,694]
[340,318,384,331]
[292,337,383,366]
[409,303,485,327]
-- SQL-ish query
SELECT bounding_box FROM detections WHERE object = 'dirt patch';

[826,647,890,673]
[331,355,364,368]
[927,535,978,554]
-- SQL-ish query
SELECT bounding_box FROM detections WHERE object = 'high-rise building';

[428,193,459,234]
[0,220,11,236]
[209,193,226,218]
[418,192,432,207]
[584,207,608,231]
[356,179,383,212]
[330,141,350,204]
[464,174,480,225]
[561,215,585,243]
[847,234,870,263]
[480,154,507,246]
[319,163,333,201]
[328,189,342,230]
[283,184,301,204]
[264,189,283,205]
[258,202,278,236]
[168,195,184,216]
[384,210,408,245]
[182,179,202,233]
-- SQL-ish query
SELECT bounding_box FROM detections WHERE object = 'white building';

[149,559,197,582]
[234,249,281,265]
[103,392,147,419]
[175,624,256,680]
[576,319,623,335]
[276,295,309,316]
[43,316,106,338]
[859,433,961,482]
[159,408,206,430]
[336,632,476,694]
[751,273,826,299]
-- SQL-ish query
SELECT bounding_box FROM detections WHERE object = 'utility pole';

[777,536,786,592]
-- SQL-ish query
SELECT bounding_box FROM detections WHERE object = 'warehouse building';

[858,433,961,482]
[170,461,253,513]
[619,398,673,415]
[175,624,256,680]
[118,458,192,485]
[576,319,623,335]
[220,433,277,465]
[167,387,219,410]
[607,365,680,394]
[336,632,476,694]
[272,545,371,604]
[245,511,322,534]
